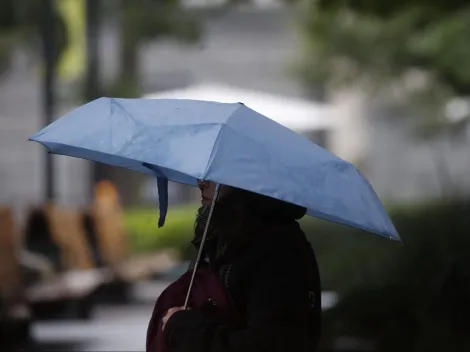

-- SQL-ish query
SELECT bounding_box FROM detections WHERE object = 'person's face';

[197,180,231,206]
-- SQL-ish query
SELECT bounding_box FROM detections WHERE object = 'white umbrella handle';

[183,183,221,309]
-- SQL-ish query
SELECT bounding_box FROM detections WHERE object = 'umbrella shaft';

[184,183,221,309]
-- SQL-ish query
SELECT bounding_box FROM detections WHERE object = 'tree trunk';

[120,30,138,83]
[118,2,140,95]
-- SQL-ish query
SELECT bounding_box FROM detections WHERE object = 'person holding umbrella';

[30,98,400,352]
[160,180,322,352]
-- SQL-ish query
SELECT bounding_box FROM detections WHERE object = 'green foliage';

[0,35,13,76]
[303,218,398,292]
[124,204,199,259]
[297,0,470,131]
[299,2,470,93]
[315,0,469,19]
[1,0,201,98]
[0,0,16,32]
[0,0,67,75]
[120,0,202,44]
[317,201,470,351]
[105,77,142,99]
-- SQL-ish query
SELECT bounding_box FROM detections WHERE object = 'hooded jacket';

[163,190,322,352]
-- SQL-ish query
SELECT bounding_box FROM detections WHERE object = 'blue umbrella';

[30,97,400,241]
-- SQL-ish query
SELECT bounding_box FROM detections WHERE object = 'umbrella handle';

[183,183,221,309]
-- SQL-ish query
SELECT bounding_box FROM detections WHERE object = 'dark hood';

[192,188,306,249]
[239,189,307,222]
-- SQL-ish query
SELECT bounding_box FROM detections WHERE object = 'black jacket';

[163,222,322,352]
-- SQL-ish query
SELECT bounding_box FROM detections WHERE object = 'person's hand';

[162,306,186,331]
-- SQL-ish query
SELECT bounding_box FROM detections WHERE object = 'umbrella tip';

[392,234,404,244]
[387,231,402,243]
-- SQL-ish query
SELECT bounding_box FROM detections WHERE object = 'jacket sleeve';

[163,241,313,352]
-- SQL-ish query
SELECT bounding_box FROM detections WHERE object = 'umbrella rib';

[201,105,242,180]
[199,124,399,240]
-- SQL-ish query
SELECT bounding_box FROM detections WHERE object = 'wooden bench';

[24,204,93,271]
[89,181,128,269]
[0,206,21,298]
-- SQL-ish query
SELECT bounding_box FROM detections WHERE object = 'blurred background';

[1,0,470,351]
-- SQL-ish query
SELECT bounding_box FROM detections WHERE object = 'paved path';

[33,304,153,351]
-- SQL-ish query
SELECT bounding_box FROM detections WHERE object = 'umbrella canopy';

[30,97,400,241]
